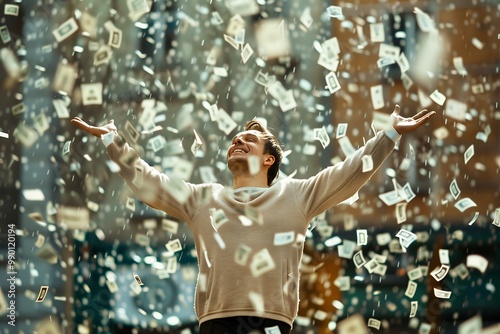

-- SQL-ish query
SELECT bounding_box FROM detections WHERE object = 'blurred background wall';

[0,0,499,333]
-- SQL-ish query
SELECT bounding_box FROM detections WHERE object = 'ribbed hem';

[198,309,294,328]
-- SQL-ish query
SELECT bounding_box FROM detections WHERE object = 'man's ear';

[263,155,275,166]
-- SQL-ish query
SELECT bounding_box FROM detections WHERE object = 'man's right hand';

[71,117,117,138]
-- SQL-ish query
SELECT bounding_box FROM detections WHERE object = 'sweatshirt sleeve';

[103,132,199,222]
[293,129,398,222]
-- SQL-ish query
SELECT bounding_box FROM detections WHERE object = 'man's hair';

[244,120,283,186]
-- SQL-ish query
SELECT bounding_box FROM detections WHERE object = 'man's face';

[226,130,267,163]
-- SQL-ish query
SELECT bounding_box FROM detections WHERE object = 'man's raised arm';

[292,105,435,222]
[71,117,199,222]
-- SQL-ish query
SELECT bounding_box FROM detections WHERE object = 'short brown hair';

[244,120,283,186]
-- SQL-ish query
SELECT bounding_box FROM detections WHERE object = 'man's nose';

[234,136,243,145]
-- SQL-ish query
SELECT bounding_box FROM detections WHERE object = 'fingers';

[70,117,85,124]
[70,117,96,136]
[412,109,435,120]
[413,110,436,127]
[416,110,436,123]
[71,117,113,126]
[71,118,116,138]
[70,117,86,128]
[71,118,89,128]
[393,104,400,115]
[412,109,428,120]
[395,107,435,121]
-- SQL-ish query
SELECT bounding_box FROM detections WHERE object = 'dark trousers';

[199,316,292,334]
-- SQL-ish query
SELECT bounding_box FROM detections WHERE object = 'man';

[71,105,434,334]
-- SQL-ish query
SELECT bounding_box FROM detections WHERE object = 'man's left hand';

[392,104,436,134]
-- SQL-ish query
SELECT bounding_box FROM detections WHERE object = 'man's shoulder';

[191,182,227,195]
[194,182,224,189]
[271,177,300,188]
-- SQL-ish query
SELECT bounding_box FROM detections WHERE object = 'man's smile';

[229,147,249,157]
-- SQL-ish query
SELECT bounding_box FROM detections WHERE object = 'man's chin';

[227,157,249,173]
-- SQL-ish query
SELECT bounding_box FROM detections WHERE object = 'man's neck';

[232,174,269,189]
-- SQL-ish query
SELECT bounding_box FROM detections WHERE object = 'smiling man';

[71,105,434,334]
[227,120,283,189]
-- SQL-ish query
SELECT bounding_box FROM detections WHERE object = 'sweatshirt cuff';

[101,131,116,147]
[384,127,401,144]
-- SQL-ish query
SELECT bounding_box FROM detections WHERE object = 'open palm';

[392,105,436,134]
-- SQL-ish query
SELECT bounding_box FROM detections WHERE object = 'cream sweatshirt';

[102,128,399,327]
